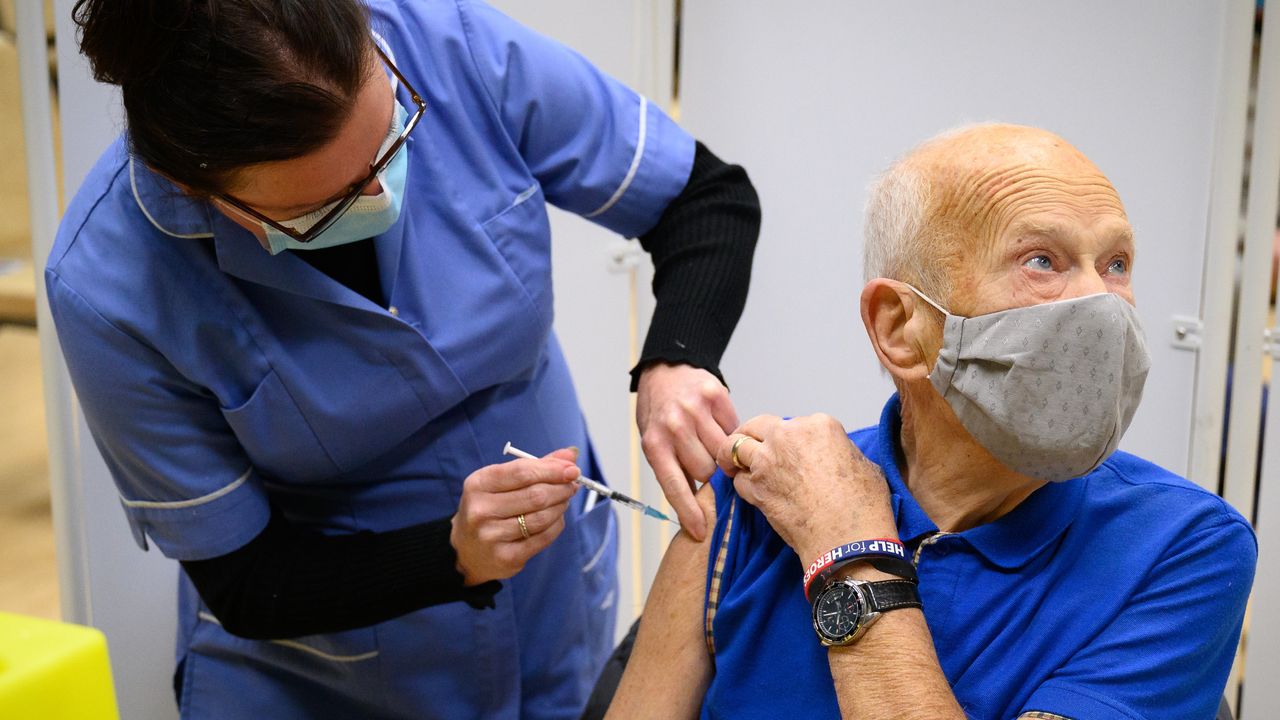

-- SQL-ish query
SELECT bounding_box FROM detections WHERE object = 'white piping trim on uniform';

[129,160,216,240]
[120,467,252,510]
[268,639,380,663]
[513,184,538,206]
[585,95,648,219]
[581,510,614,574]
[198,612,379,662]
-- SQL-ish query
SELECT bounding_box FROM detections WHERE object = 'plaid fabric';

[704,498,737,656]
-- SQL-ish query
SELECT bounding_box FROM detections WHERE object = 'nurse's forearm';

[181,506,500,640]
[631,141,760,390]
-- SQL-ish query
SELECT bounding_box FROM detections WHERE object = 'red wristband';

[802,538,912,602]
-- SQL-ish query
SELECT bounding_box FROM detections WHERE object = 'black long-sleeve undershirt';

[182,507,501,639]
[181,141,760,639]
[632,141,760,388]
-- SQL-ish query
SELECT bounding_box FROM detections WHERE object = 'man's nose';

[1068,267,1109,298]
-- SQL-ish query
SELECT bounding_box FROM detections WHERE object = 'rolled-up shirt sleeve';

[46,271,270,561]
[457,0,695,238]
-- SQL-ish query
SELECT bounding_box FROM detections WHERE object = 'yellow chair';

[0,612,120,720]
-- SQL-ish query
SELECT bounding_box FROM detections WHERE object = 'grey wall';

[679,1,1233,475]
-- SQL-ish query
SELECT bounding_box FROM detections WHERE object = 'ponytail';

[74,0,195,86]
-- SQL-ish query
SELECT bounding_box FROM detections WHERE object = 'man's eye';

[1107,258,1128,275]
[1023,255,1053,271]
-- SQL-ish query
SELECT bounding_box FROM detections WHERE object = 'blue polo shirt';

[702,396,1255,719]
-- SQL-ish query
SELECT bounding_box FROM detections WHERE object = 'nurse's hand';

[450,448,580,586]
[637,363,739,542]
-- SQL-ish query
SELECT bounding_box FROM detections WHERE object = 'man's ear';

[860,279,935,382]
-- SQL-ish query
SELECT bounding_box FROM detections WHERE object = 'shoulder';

[47,141,223,344]
[1094,452,1252,532]
[367,0,507,117]
[1085,451,1256,563]
[368,0,466,36]
[373,0,575,87]
[48,136,131,274]
[368,0,502,62]
[848,425,879,455]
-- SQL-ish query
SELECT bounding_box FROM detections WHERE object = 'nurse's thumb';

[545,447,580,463]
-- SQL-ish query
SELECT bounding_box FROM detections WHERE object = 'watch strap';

[863,556,919,584]
[863,579,922,613]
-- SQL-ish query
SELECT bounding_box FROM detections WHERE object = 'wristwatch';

[811,578,921,647]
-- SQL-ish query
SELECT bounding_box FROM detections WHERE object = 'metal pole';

[1189,0,1257,494]
[1238,2,1280,714]
[1225,0,1280,523]
[15,0,89,625]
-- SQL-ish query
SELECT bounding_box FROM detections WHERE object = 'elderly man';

[606,124,1255,719]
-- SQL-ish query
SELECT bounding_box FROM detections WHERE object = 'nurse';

[49,1,759,719]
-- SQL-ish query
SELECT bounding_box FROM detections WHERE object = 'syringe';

[502,442,679,526]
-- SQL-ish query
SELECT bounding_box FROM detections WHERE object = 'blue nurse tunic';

[45,1,694,718]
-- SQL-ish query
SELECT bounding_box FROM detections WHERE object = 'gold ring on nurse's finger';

[517,514,530,540]
[731,436,749,470]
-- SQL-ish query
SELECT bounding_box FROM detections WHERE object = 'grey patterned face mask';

[908,286,1151,482]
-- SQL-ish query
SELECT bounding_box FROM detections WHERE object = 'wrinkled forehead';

[914,129,1129,255]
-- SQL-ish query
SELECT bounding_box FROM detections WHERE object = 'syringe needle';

[502,442,679,527]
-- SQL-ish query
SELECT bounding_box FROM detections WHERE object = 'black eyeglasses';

[216,44,426,244]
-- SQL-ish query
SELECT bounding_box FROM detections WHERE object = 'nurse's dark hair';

[72,0,373,196]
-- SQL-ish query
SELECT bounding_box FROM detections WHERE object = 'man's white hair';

[863,123,1003,304]
[862,162,947,300]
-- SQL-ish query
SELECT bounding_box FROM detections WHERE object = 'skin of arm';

[825,565,963,719]
[605,481,718,720]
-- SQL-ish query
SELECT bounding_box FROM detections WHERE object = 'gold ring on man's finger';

[517,514,531,540]
[731,436,749,470]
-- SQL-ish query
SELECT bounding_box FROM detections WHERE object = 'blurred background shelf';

[0,260,35,326]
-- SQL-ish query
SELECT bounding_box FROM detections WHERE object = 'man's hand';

[637,363,739,541]
[716,414,896,562]
[450,448,580,586]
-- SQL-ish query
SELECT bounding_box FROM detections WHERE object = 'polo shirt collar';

[866,394,1086,569]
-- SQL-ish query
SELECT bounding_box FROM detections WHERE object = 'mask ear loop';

[901,283,951,317]
[898,283,951,382]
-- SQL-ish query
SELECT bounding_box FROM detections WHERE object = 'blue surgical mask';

[263,101,410,255]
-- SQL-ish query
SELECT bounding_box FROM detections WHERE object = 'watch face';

[814,582,864,642]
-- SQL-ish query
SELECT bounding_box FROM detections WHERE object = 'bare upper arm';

[606,482,718,720]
